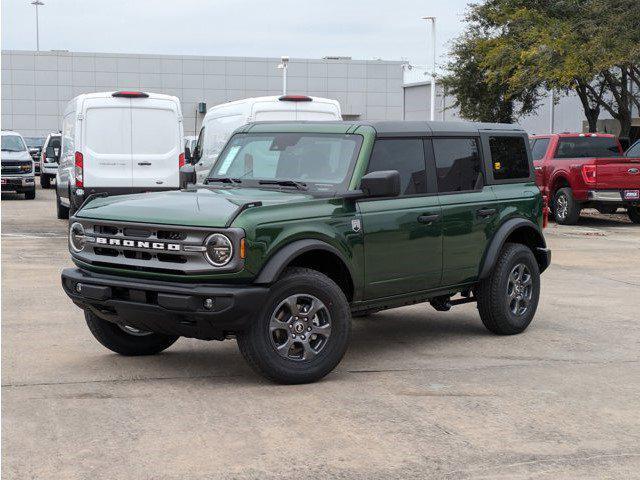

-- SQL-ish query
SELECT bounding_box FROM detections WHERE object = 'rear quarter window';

[489,136,530,180]
[556,137,621,158]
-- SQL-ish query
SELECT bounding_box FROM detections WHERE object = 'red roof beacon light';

[278,95,313,102]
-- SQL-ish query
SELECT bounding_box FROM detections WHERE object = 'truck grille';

[1,160,32,175]
[71,220,243,275]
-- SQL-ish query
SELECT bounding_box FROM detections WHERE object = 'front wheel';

[40,174,51,188]
[237,267,351,384]
[476,243,541,335]
[554,187,581,225]
[628,206,640,224]
[85,311,179,356]
[24,189,36,200]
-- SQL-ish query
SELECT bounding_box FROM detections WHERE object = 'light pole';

[31,0,44,52]
[422,16,436,121]
[277,56,289,95]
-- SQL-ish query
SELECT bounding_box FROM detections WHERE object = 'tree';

[441,29,540,123]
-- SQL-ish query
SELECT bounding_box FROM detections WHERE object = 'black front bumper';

[62,268,269,340]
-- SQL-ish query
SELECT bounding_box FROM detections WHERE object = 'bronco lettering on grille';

[94,236,181,251]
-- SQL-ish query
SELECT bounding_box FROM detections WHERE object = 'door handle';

[417,213,440,224]
[476,208,497,218]
[137,161,152,166]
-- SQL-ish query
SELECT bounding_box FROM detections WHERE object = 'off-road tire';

[628,206,640,224]
[24,189,36,200]
[85,311,179,356]
[554,187,581,225]
[237,267,351,384]
[56,189,69,219]
[40,174,51,188]
[476,243,540,335]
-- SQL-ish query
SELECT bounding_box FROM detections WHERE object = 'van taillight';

[179,152,185,168]
[112,91,149,98]
[75,151,83,187]
[278,95,312,102]
[581,164,597,184]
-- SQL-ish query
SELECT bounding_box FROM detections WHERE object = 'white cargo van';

[188,95,341,182]
[56,91,184,219]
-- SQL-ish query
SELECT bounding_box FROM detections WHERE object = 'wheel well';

[287,250,354,301]
[504,226,547,270]
[551,176,570,196]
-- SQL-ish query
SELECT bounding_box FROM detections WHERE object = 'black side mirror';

[184,146,192,162]
[192,145,201,161]
[360,170,401,198]
[179,165,197,189]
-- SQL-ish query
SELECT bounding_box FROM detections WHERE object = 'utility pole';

[31,0,44,52]
[422,16,436,121]
[277,56,289,95]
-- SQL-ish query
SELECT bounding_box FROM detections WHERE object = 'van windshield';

[1,135,27,152]
[207,133,363,193]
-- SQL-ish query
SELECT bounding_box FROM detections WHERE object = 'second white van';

[188,95,342,182]
[56,91,184,218]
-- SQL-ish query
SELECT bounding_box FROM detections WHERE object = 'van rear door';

[131,98,181,188]
[82,97,133,188]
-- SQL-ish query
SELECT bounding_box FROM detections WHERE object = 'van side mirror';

[179,165,197,189]
[360,170,401,198]
[192,145,201,161]
[184,146,192,162]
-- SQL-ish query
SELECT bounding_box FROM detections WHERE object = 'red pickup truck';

[530,133,640,224]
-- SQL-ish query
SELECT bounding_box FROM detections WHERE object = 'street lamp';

[31,0,44,52]
[277,56,289,95]
[422,16,436,121]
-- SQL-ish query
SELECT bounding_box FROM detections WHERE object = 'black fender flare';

[254,239,355,285]
[479,218,550,279]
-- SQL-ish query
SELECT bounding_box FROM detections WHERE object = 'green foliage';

[445,0,640,134]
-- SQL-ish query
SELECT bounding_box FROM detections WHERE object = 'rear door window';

[432,138,482,192]
[489,136,531,180]
[84,107,130,154]
[531,138,549,160]
[131,108,178,154]
[366,138,427,195]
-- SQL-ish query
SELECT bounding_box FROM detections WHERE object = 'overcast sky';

[2,0,470,69]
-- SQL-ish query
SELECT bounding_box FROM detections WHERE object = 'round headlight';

[204,233,233,266]
[69,222,86,252]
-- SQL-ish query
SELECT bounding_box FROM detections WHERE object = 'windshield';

[24,137,44,148]
[1,135,27,152]
[208,133,363,193]
[556,137,621,158]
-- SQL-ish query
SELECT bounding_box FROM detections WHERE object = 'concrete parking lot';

[2,185,640,479]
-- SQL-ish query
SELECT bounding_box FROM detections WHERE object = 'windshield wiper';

[204,177,242,185]
[258,180,308,190]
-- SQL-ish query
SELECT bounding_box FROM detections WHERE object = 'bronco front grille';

[71,219,244,275]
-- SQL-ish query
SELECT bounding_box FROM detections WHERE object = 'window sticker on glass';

[218,145,241,175]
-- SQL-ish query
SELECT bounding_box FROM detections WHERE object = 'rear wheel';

[237,267,351,384]
[554,187,581,225]
[56,188,69,219]
[628,206,640,224]
[24,189,36,200]
[85,311,179,356]
[476,243,540,335]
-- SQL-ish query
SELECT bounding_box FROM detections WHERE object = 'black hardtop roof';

[244,120,525,137]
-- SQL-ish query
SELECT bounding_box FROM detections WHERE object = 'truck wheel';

[476,243,540,335]
[56,189,69,219]
[24,189,36,200]
[554,187,581,225]
[237,267,351,384]
[40,175,51,189]
[85,311,179,356]
[628,206,640,224]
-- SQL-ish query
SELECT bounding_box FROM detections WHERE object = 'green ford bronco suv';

[62,121,551,384]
